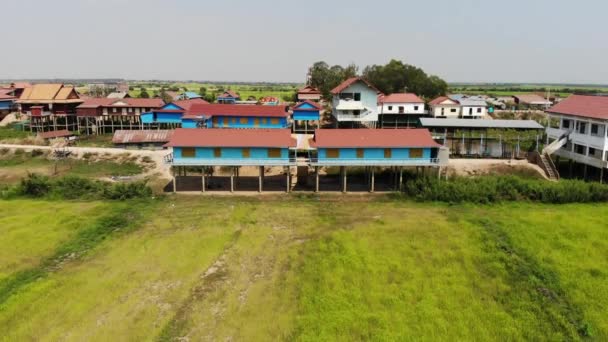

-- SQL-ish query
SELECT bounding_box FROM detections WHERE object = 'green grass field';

[0,196,607,340]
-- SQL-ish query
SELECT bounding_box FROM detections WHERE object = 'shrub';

[18,173,52,197]
[102,181,153,200]
[53,176,103,199]
[30,149,44,157]
[402,175,608,204]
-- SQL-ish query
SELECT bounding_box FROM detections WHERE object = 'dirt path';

[448,158,547,179]
[0,144,172,179]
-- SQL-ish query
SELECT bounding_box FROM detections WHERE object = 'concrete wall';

[208,116,287,128]
[317,147,432,160]
[380,103,425,114]
[174,147,289,160]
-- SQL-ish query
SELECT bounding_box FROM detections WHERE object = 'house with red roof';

[545,95,608,179]
[76,97,165,135]
[297,86,322,102]
[140,99,209,128]
[428,96,461,118]
[330,77,383,128]
[187,104,290,129]
[0,89,17,116]
[292,100,321,133]
[216,90,241,104]
[378,93,426,128]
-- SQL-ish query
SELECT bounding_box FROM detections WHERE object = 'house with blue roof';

[292,100,321,133]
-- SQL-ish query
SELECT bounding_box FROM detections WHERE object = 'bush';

[402,175,608,204]
[13,173,153,201]
[30,149,44,157]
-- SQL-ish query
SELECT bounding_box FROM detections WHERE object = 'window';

[353,110,360,116]
[589,147,596,156]
[591,124,605,137]
[267,148,281,158]
[384,149,392,158]
[450,108,457,113]
[356,148,364,158]
[242,148,250,158]
[409,148,423,158]
[113,108,117,113]
[477,108,482,113]
[326,149,340,158]
[574,144,586,155]
[398,106,404,114]
[239,117,248,124]
[212,117,219,126]
[354,93,361,101]
[577,121,587,134]
[562,119,571,129]
[270,118,280,125]
[469,108,473,115]
[414,106,419,111]
[388,106,393,111]
[213,148,222,158]
[253,118,260,127]
[181,147,195,158]
[441,108,445,115]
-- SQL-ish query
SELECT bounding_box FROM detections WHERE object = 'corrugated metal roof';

[547,95,608,120]
[378,93,424,104]
[38,130,73,139]
[420,118,544,129]
[311,129,441,148]
[112,130,174,144]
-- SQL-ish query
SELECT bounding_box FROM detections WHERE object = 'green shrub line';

[399,175,608,204]
[0,202,154,306]
[1,173,153,201]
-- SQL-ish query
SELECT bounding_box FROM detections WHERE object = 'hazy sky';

[3,0,607,84]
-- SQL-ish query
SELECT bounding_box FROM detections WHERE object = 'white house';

[458,97,487,119]
[545,95,608,179]
[331,77,382,127]
[378,93,425,114]
[428,96,461,118]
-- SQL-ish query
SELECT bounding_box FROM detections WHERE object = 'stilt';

[259,166,263,193]
[583,164,588,180]
[230,167,235,193]
[569,160,573,178]
[341,166,347,193]
[315,166,319,193]
[601,168,604,184]
[398,167,403,191]
[370,167,375,193]
[438,166,442,180]
[201,167,206,193]
[172,167,176,193]
[285,167,290,193]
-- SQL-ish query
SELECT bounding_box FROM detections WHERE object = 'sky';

[2,0,608,84]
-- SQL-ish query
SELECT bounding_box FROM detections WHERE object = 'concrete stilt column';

[201,167,206,193]
[341,166,347,193]
[583,164,588,180]
[172,167,176,193]
[370,167,375,193]
[259,166,263,193]
[230,167,235,193]
[438,167,442,180]
[315,166,319,193]
[286,167,290,193]
[601,168,604,184]
[399,167,403,191]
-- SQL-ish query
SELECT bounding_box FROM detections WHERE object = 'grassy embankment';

[0,196,606,340]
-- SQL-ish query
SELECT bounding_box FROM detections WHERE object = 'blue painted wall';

[207,116,287,128]
[317,148,432,160]
[174,147,289,160]
[0,101,13,110]
[141,112,183,124]
[181,119,198,128]
[293,111,319,121]
[163,103,184,110]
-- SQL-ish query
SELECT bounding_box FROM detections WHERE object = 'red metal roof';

[172,98,209,110]
[330,77,382,95]
[38,130,73,139]
[547,95,608,120]
[293,100,322,111]
[379,93,424,104]
[217,90,240,98]
[165,128,296,148]
[187,103,288,117]
[298,86,321,94]
[112,130,174,144]
[428,96,457,105]
[77,98,164,108]
[311,129,441,148]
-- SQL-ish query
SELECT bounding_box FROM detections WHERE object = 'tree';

[140,91,150,98]
[160,90,173,104]
[308,61,358,99]
[205,92,217,103]
[199,87,207,97]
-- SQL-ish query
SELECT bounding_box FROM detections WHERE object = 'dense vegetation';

[402,175,608,204]
[2,173,153,200]
[307,59,448,99]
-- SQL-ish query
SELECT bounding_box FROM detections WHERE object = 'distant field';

[1,196,607,340]
[123,82,302,101]
[449,84,608,98]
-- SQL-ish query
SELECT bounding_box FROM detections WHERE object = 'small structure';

[457,96,488,119]
[429,96,461,118]
[77,98,165,134]
[38,129,75,141]
[378,93,426,128]
[165,128,296,193]
[420,118,544,158]
[513,94,552,110]
[216,90,241,104]
[297,86,322,102]
[545,95,608,181]
[0,90,16,115]
[177,92,203,100]
[331,77,383,128]
[112,129,173,149]
[291,100,321,133]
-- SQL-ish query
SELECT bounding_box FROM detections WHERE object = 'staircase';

[542,133,570,155]
[539,152,559,181]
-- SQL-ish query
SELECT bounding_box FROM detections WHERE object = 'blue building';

[292,100,321,133]
[140,99,208,127]
[191,104,289,129]
[178,92,203,100]
[166,128,296,192]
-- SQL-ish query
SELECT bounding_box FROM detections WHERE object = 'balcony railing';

[310,158,443,166]
[168,156,446,167]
